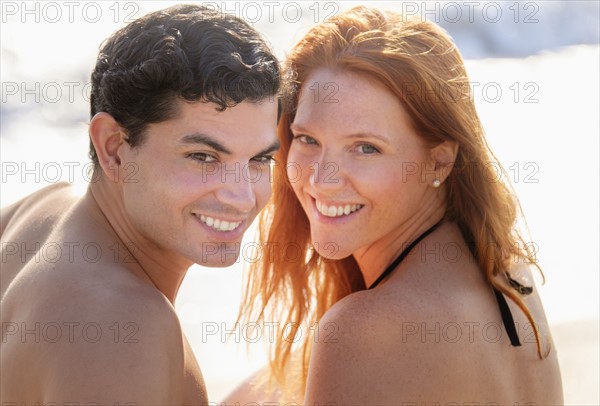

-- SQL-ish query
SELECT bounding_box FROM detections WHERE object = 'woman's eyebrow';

[343,132,390,144]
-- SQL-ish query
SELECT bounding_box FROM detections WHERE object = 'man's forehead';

[176,98,277,120]
[149,100,279,153]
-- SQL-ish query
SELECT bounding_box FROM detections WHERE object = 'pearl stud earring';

[432,179,441,188]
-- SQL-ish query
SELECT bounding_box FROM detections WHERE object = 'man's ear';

[89,112,127,182]
[429,140,459,184]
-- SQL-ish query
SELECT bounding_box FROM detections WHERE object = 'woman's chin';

[312,240,354,261]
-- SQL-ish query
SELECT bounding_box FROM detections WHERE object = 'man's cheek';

[256,179,273,210]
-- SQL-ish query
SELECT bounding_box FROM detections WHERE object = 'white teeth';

[198,215,241,232]
[316,200,363,218]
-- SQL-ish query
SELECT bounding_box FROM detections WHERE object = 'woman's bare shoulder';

[305,288,461,403]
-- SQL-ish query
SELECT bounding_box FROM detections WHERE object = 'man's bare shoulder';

[10,258,179,327]
[2,264,188,403]
[1,182,77,236]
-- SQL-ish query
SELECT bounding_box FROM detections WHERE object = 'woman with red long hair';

[228,6,563,404]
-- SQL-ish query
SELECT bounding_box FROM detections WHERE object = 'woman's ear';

[89,112,126,182]
[430,140,459,185]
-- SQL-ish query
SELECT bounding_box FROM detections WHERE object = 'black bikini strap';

[367,220,526,348]
[368,220,443,290]
[493,287,521,346]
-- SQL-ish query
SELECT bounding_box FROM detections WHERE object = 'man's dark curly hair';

[89,4,280,167]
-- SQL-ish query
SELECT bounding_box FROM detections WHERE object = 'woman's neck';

[353,199,447,288]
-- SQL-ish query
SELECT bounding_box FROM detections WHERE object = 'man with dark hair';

[1,5,279,403]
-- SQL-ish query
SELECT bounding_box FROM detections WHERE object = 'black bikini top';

[367,220,533,347]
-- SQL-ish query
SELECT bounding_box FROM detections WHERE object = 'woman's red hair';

[239,6,545,394]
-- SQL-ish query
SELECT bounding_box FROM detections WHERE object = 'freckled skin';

[222,69,563,406]
[293,70,563,405]
[289,68,438,272]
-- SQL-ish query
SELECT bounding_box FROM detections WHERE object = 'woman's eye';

[293,134,319,145]
[357,144,379,154]
[188,153,217,163]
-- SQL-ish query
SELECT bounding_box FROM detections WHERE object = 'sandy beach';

[552,318,600,405]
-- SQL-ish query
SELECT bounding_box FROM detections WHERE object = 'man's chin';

[189,250,241,268]
[183,240,243,268]
[196,258,240,268]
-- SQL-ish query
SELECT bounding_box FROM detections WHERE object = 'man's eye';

[252,155,276,164]
[188,153,217,163]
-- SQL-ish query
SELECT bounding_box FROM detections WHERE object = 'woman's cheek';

[286,150,312,187]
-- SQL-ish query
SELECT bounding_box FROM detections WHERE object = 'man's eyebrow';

[179,133,232,155]
[254,140,280,156]
[179,133,280,157]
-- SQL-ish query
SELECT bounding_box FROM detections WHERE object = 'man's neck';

[87,179,192,304]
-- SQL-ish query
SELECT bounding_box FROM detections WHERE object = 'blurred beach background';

[1,1,598,403]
